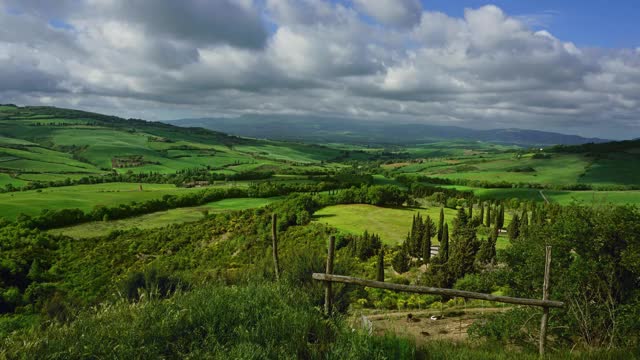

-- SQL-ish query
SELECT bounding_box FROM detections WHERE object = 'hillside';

[0,105,345,189]
[165,115,610,146]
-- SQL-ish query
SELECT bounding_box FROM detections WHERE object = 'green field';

[580,153,640,185]
[49,197,280,238]
[545,190,640,205]
[0,183,215,220]
[313,204,511,248]
[392,150,640,188]
[431,185,640,206]
[396,153,588,185]
[0,173,27,187]
[314,204,451,245]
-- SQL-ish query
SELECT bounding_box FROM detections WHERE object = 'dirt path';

[539,190,550,204]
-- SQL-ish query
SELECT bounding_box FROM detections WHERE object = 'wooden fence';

[312,236,562,357]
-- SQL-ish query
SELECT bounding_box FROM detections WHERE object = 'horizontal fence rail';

[312,273,564,309]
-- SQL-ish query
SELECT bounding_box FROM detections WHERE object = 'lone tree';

[392,248,410,274]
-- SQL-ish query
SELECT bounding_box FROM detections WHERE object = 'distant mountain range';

[164,115,609,146]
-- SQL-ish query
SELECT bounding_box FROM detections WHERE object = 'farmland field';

[395,153,589,184]
[0,183,216,220]
[0,106,354,197]
[49,197,280,238]
[0,173,27,187]
[579,154,640,185]
[430,185,640,205]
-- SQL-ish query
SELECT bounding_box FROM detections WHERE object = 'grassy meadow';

[314,204,512,248]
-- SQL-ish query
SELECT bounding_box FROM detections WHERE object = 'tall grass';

[2,283,635,359]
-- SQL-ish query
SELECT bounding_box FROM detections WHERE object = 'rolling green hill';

[0,105,344,188]
[1,104,639,224]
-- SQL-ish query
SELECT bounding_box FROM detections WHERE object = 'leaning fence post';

[539,246,552,357]
[324,235,336,316]
[272,213,280,281]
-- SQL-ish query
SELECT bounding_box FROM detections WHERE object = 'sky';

[0,0,638,139]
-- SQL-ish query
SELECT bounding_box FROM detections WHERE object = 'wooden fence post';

[272,213,280,281]
[324,235,336,316]
[539,246,552,357]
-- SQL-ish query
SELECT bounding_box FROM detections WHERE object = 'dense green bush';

[483,204,640,349]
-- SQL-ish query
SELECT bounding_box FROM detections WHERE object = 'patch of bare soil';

[381,162,411,169]
[361,307,508,344]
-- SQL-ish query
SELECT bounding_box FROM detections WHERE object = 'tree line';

[396,173,640,191]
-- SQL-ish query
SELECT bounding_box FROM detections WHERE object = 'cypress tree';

[485,205,491,227]
[521,208,529,224]
[437,207,445,242]
[479,202,484,224]
[468,203,473,220]
[403,232,411,253]
[408,214,419,256]
[489,225,498,263]
[496,204,505,229]
[376,249,385,282]
[421,234,430,265]
[448,207,479,283]
[410,214,417,239]
[508,213,520,241]
[478,227,498,265]
[520,208,529,235]
[456,207,469,227]
[422,215,435,265]
[441,223,449,261]
[348,235,357,257]
[531,205,539,225]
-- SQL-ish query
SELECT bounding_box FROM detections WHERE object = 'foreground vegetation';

[2,283,631,360]
[1,188,639,358]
